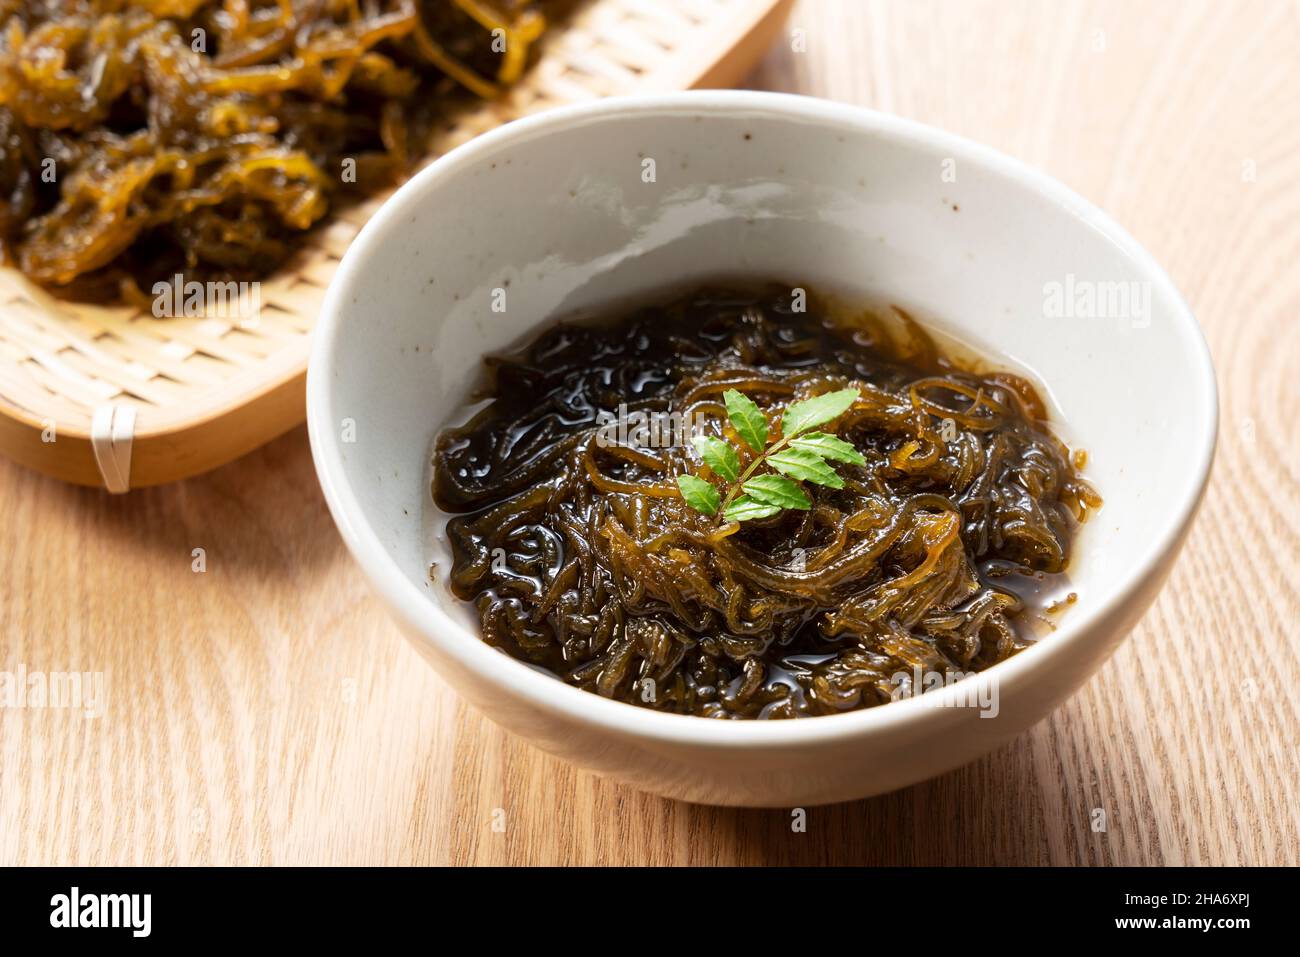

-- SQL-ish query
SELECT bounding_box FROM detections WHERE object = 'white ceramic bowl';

[307,91,1217,807]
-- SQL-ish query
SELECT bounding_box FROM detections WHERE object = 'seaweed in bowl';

[432,284,1101,720]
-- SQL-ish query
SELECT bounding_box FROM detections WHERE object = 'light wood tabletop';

[2,0,1297,866]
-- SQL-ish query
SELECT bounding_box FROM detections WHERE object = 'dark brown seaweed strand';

[0,1,572,297]
[432,286,1101,719]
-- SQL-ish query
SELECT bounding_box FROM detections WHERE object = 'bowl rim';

[307,89,1218,747]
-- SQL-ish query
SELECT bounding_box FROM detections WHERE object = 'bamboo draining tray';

[0,0,794,490]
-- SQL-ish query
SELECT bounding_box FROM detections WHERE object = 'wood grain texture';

[1,0,1297,866]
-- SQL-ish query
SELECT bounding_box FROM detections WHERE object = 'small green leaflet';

[722,496,783,522]
[789,431,867,465]
[691,435,739,482]
[679,388,866,524]
[767,448,844,488]
[780,388,860,438]
[723,388,768,453]
[676,474,719,515]
[742,474,812,510]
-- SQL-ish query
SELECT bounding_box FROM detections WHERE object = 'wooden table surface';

[2,0,1297,866]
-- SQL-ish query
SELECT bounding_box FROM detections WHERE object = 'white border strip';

[90,404,136,494]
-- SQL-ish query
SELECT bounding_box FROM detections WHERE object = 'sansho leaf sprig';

[676,387,865,523]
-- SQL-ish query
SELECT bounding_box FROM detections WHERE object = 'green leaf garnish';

[723,388,768,453]
[677,388,866,523]
[742,474,812,510]
[722,496,783,522]
[676,474,719,515]
[790,432,868,465]
[767,448,844,489]
[780,388,860,438]
[691,435,739,482]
